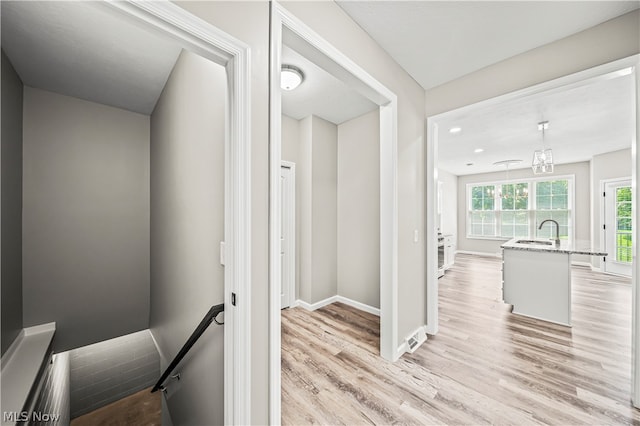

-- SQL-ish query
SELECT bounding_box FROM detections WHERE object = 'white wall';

[456,162,590,256]
[1,50,24,356]
[591,148,632,268]
[438,168,458,238]
[149,50,226,425]
[22,87,150,352]
[337,110,380,309]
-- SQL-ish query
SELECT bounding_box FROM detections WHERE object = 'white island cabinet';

[501,239,606,326]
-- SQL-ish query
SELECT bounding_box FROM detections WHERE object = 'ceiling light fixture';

[281,65,304,91]
[532,121,554,174]
[449,126,462,134]
[474,148,484,153]
[493,159,525,198]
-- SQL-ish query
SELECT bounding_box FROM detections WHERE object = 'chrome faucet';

[538,219,560,246]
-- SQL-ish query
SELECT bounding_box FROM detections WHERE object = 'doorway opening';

[427,55,639,404]
[0,1,251,423]
[269,3,399,423]
[602,178,633,277]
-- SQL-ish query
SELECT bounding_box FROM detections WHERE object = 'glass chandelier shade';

[532,148,554,174]
[532,121,553,174]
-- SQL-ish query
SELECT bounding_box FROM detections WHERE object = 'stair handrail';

[151,303,224,393]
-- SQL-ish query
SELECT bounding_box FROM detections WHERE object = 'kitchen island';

[501,238,606,326]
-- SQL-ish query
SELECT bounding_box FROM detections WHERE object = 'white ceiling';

[337,1,640,90]
[281,44,378,125]
[1,1,182,115]
[437,71,634,176]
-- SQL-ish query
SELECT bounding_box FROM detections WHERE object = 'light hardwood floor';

[281,253,639,425]
[70,387,160,426]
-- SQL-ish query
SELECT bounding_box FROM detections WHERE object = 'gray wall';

[1,50,24,356]
[456,161,591,257]
[22,87,150,353]
[149,50,226,425]
[297,115,338,304]
[69,330,159,418]
[337,110,380,308]
[591,148,632,268]
[425,10,640,117]
[311,116,338,302]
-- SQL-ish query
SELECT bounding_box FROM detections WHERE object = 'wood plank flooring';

[70,387,160,426]
[281,254,639,425]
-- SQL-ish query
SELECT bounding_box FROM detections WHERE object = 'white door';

[604,179,632,276]
[281,163,296,308]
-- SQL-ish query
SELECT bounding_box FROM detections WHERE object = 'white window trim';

[466,174,575,243]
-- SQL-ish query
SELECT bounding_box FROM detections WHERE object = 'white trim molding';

[269,3,399,423]
[101,2,252,424]
[281,161,297,309]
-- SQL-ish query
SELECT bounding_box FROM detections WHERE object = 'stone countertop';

[501,238,607,256]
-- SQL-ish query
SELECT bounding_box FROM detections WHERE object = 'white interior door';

[281,163,295,308]
[604,179,632,276]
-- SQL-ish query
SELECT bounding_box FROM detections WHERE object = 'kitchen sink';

[515,239,554,246]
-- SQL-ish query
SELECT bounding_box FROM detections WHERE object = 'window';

[470,185,496,237]
[467,176,573,241]
[535,180,570,240]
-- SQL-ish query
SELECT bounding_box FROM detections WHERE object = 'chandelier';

[532,121,553,174]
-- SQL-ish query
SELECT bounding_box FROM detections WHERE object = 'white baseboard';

[294,295,338,311]
[335,296,380,316]
[456,250,502,258]
[294,295,380,316]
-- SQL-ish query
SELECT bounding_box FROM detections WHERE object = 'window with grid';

[467,177,572,241]
[469,185,496,237]
[500,182,529,238]
[535,180,570,240]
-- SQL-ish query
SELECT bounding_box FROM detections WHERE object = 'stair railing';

[151,303,224,393]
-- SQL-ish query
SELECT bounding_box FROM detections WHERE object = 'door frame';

[426,54,639,406]
[281,161,296,308]
[102,2,252,423]
[601,177,633,276]
[269,2,399,423]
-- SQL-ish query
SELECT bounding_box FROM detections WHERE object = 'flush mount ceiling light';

[449,126,462,134]
[532,120,554,174]
[474,148,484,153]
[281,65,304,91]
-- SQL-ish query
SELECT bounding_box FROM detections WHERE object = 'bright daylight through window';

[468,177,573,241]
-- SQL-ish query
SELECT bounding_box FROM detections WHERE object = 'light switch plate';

[414,230,419,243]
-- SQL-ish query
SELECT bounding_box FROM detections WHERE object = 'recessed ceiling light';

[474,148,484,153]
[281,65,304,91]
[449,126,462,134]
